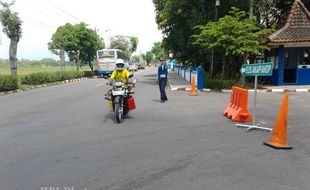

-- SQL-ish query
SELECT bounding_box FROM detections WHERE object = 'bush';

[0,75,18,91]
[21,71,85,85]
[21,72,49,85]
[83,71,94,77]
[204,75,243,90]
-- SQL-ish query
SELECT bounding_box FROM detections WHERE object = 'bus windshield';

[98,50,115,59]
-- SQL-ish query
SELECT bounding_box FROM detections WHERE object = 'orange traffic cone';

[189,75,197,96]
[263,94,293,149]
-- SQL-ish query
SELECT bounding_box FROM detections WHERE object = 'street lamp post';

[215,0,220,20]
[210,0,220,77]
[250,0,253,16]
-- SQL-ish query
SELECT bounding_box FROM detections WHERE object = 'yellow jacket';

[110,69,131,87]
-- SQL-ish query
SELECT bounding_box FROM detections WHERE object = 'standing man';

[158,57,168,102]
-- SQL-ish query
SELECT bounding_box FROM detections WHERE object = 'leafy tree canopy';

[193,7,271,57]
[0,0,22,41]
[109,35,139,58]
[151,41,167,61]
[130,55,141,63]
[48,22,104,71]
[145,51,153,64]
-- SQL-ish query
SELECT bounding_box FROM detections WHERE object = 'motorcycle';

[104,76,137,123]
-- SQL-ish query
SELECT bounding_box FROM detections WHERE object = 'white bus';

[96,49,129,75]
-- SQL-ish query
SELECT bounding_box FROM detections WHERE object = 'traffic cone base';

[263,141,293,149]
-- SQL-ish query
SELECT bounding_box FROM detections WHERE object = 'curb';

[0,77,91,96]
[169,87,310,93]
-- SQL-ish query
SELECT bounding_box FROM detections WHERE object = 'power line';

[45,0,81,23]
[23,19,54,30]
[23,0,107,36]
[22,16,55,28]
[28,0,78,24]
[26,6,70,25]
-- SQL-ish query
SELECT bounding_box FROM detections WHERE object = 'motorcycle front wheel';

[115,102,123,123]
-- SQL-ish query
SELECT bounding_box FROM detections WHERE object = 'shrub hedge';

[0,75,19,91]
[0,70,101,92]
[21,71,85,85]
[204,75,244,90]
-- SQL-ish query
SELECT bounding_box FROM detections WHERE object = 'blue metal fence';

[175,65,204,91]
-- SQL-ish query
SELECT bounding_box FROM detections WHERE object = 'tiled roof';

[268,0,310,44]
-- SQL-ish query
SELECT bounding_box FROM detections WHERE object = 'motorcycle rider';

[106,59,133,113]
[107,59,132,86]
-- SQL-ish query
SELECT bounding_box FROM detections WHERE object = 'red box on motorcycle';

[127,95,136,110]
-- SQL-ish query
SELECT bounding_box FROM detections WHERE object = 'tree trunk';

[240,53,249,84]
[9,38,18,76]
[76,50,80,72]
[210,51,214,77]
[221,57,226,78]
[88,61,94,71]
[60,47,65,71]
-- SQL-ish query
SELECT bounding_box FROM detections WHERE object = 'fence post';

[189,67,192,83]
[190,66,195,83]
[172,60,176,71]
[196,66,204,91]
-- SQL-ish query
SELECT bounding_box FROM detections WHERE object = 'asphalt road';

[0,67,309,190]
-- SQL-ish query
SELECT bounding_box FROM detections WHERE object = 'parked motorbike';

[104,76,137,123]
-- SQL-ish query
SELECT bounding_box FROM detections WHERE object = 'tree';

[48,23,75,70]
[131,55,140,63]
[48,22,104,71]
[153,0,249,66]
[109,35,139,58]
[193,7,271,79]
[109,35,130,54]
[145,51,153,64]
[151,41,166,61]
[69,23,104,71]
[0,0,22,76]
[129,36,138,56]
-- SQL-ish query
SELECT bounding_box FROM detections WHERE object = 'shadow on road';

[103,113,114,124]
[143,74,157,78]
[139,79,158,86]
[152,99,162,103]
[103,112,136,124]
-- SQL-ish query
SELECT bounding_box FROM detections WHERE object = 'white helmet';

[115,59,125,71]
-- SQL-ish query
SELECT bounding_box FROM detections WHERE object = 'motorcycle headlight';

[114,81,123,87]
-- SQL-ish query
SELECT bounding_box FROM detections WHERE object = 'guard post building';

[265,0,310,85]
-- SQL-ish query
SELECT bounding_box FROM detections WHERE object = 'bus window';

[98,50,115,59]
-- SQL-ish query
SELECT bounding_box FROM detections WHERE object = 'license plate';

[112,91,124,96]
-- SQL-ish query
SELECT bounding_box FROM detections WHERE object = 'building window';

[302,48,310,65]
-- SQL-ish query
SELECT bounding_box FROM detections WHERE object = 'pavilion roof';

[268,0,310,45]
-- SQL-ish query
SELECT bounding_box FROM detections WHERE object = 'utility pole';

[210,0,220,77]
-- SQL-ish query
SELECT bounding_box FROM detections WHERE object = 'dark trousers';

[159,78,167,101]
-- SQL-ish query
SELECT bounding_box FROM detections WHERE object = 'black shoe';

[161,100,165,103]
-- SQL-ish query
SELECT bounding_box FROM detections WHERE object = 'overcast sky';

[0,0,163,60]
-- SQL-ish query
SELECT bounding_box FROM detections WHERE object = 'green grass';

[0,66,91,76]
